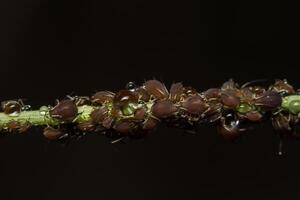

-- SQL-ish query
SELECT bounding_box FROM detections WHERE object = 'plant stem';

[0,105,96,129]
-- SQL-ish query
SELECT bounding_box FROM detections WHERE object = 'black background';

[1,0,300,199]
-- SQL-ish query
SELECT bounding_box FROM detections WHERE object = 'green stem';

[0,105,96,129]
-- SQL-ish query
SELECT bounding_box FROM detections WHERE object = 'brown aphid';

[182,95,208,115]
[43,127,64,140]
[6,120,21,132]
[244,111,263,122]
[152,100,177,118]
[134,107,147,120]
[249,86,266,96]
[143,117,159,130]
[221,92,240,109]
[204,103,222,122]
[272,115,289,132]
[1,100,22,115]
[182,86,198,97]
[203,88,221,100]
[169,82,184,102]
[113,90,139,106]
[270,79,295,95]
[134,87,151,102]
[77,122,95,132]
[240,87,255,103]
[90,107,109,124]
[255,91,282,111]
[221,79,238,90]
[91,91,115,105]
[73,96,91,106]
[102,117,114,129]
[114,121,135,135]
[49,100,78,122]
[18,122,32,133]
[144,80,169,100]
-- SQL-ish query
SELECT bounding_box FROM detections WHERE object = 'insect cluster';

[1,79,300,144]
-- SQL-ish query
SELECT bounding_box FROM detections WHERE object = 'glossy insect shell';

[1,100,22,114]
[113,90,139,106]
[220,92,240,109]
[6,120,21,132]
[144,80,169,100]
[91,91,115,105]
[90,107,109,124]
[182,95,208,115]
[281,95,300,114]
[143,117,159,130]
[49,100,78,122]
[271,80,295,94]
[221,79,238,90]
[152,100,177,118]
[43,127,64,140]
[73,96,91,106]
[169,82,184,102]
[77,122,95,132]
[114,121,135,134]
[134,107,147,120]
[255,91,282,110]
[203,88,221,100]
[134,87,151,102]
[244,111,263,122]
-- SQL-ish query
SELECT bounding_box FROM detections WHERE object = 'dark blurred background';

[1,0,300,199]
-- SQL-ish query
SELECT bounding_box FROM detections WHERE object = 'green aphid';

[237,103,254,114]
[281,95,300,114]
[122,103,136,116]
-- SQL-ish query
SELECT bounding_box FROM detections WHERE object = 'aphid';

[144,80,169,100]
[113,90,140,118]
[152,100,177,118]
[77,122,95,132]
[143,117,159,130]
[270,79,295,95]
[91,91,115,105]
[113,90,139,106]
[43,126,65,140]
[239,87,255,103]
[114,120,135,135]
[71,96,91,106]
[134,107,147,120]
[102,117,114,129]
[49,99,78,122]
[221,79,238,91]
[220,91,241,109]
[281,95,300,114]
[182,86,198,97]
[90,107,109,124]
[243,111,263,122]
[1,100,22,115]
[6,120,21,132]
[203,88,221,100]
[90,107,114,129]
[203,102,222,122]
[182,95,208,115]
[169,82,184,102]
[134,87,151,102]
[18,122,32,133]
[254,91,282,111]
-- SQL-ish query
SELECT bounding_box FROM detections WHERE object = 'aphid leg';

[241,79,268,88]
[111,137,126,144]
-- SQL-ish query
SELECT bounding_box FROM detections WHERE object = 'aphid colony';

[1,79,300,143]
